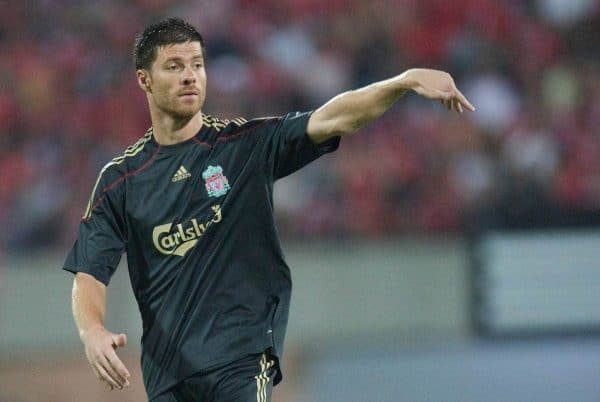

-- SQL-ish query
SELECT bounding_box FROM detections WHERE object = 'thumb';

[111,333,127,348]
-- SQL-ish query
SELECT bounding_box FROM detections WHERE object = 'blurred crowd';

[1,0,599,251]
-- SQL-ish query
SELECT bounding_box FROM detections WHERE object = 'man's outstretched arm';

[307,68,475,143]
[72,272,131,390]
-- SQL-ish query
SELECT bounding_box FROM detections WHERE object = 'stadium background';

[1,0,599,401]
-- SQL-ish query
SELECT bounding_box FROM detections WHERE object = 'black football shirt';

[63,111,339,399]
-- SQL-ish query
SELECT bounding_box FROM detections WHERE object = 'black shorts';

[151,350,278,402]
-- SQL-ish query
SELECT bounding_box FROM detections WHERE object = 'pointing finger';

[454,87,475,112]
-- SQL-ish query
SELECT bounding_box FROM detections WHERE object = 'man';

[64,17,474,402]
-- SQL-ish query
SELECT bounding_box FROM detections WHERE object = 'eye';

[194,62,204,69]
[167,64,179,71]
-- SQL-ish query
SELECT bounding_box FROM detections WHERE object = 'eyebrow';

[163,55,204,63]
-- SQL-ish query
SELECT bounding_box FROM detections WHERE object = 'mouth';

[178,91,199,98]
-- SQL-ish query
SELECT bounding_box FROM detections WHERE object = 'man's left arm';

[307,68,475,144]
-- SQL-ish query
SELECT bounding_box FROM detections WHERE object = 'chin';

[173,106,201,119]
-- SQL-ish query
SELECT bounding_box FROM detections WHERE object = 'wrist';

[396,69,419,91]
[79,324,104,342]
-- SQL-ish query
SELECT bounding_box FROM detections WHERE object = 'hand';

[81,326,131,390]
[401,68,475,113]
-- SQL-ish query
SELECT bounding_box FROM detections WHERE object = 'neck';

[149,107,204,146]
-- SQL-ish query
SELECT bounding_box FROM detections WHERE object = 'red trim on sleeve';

[82,145,161,221]
[216,120,271,142]
[192,137,213,148]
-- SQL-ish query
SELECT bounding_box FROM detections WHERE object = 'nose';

[181,66,196,86]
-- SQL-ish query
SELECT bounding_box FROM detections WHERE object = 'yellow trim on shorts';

[254,352,275,402]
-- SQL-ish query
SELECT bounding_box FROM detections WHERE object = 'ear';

[137,69,152,93]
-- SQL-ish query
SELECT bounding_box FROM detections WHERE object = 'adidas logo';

[172,165,192,182]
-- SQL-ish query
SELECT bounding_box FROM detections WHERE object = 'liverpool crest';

[202,165,230,197]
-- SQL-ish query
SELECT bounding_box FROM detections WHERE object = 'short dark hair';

[133,17,205,70]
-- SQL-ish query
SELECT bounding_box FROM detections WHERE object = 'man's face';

[139,41,207,119]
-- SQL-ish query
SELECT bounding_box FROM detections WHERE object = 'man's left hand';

[400,68,475,113]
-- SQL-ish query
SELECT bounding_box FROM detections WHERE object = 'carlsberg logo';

[152,205,222,256]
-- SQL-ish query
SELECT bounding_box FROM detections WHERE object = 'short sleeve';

[63,167,126,286]
[259,111,340,180]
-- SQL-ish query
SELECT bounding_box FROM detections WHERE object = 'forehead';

[155,41,204,61]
